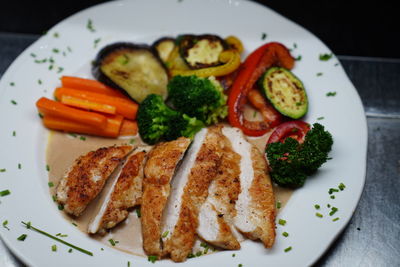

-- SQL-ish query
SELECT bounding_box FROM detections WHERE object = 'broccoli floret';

[137,94,204,144]
[167,75,228,125]
[266,123,333,188]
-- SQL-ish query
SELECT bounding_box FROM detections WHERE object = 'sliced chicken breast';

[222,126,276,248]
[162,126,222,262]
[87,146,151,234]
[141,137,191,257]
[197,129,241,250]
[56,145,133,217]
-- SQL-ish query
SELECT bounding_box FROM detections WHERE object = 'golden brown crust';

[163,127,222,262]
[56,145,133,217]
[141,138,191,257]
[247,145,276,248]
[98,150,147,230]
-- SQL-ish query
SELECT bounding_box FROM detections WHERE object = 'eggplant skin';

[92,42,168,103]
[152,37,176,64]
[177,34,229,69]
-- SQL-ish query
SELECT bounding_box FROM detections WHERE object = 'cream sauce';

[46,122,293,257]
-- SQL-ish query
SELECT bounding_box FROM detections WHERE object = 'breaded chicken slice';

[88,146,151,234]
[161,126,222,262]
[222,126,276,248]
[56,145,133,217]
[141,137,191,257]
[197,128,241,250]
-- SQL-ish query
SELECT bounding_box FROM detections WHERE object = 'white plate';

[0,0,367,266]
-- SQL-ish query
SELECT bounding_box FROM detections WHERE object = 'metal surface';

[0,33,399,267]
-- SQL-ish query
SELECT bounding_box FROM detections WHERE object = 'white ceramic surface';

[0,0,367,266]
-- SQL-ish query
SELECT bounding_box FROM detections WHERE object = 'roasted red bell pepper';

[267,120,310,144]
[227,42,294,136]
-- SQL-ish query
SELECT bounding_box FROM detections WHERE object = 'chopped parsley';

[2,220,10,230]
[68,248,73,253]
[38,79,42,85]
[319,53,333,61]
[316,72,323,76]
[48,182,54,188]
[148,255,158,263]
[328,188,339,194]
[18,163,22,169]
[52,195,57,202]
[0,168,6,172]
[282,232,289,237]
[261,32,267,40]
[284,246,292,252]
[295,55,302,61]
[52,48,60,54]
[94,38,102,48]
[87,19,96,32]
[326,91,337,97]
[232,253,236,257]
[238,264,243,267]
[314,204,320,210]
[17,234,27,241]
[11,100,17,105]
[9,82,15,86]
[0,190,11,197]
[316,212,323,218]
[338,183,346,191]
[278,219,286,226]
[329,207,338,216]
[52,244,57,252]
[276,201,281,209]
[12,131,16,137]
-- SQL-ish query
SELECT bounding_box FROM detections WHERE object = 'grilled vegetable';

[177,34,228,69]
[259,67,308,119]
[152,37,176,64]
[92,42,168,103]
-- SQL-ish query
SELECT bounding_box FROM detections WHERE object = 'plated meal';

[0,1,368,266]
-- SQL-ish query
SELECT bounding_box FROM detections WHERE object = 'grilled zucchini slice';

[259,67,308,119]
[92,42,168,103]
[177,34,228,69]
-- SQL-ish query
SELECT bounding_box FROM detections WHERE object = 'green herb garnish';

[329,207,338,216]
[46,165,50,171]
[276,201,281,209]
[338,183,346,191]
[48,182,54,188]
[21,221,93,255]
[57,67,64,74]
[58,204,64,210]
[79,136,86,141]
[284,246,292,252]
[316,212,323,218]
[161,231,169,238]
[38,79,42,85]
[53,32,59,38]
[330,195,335,199]
[52,48,60,54]
[316,72,323,76]
[9,82,15,86]
[317,117,324,120]
[94,38,101,48]
[108,238,118,246]
[87,19,96,32]
[0,190,11,197]
[282,232,289,237]
[148,255,158,263]
[278,219,286,226]
[17,234,27,241]
[295,55,302,61]
[332,217,340,222]
[55,233,68,237]
[30,53,37,58]
[135,208,141,218]
[261,33,267,40]
[11,100,17,105]
[319,53,333,61]
[68,248,73,253]
[18,163,21,169]
[328,188,339,194]
[314,204,320,210]
[52,244,57,252]
[326,91,337,97]
[2,220,10,230]
[0,168,5,172]
[12,131,16,137]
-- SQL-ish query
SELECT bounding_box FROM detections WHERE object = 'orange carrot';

[61,76,129,99]
[119,120,138,136]
[61,95,116,115]
[36,97,107,129]
[43,114,123,138]
[54,87,138,120]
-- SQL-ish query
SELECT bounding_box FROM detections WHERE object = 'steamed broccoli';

[137,94,204,144]
[167,75,227,125]
[266,123,333,188]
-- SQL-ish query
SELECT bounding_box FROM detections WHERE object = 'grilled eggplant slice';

[177,34,229,69]
[152,37,176,64]
[92,42,168,103]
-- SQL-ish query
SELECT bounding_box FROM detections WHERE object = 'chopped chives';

[46,165,50,171]
[329,207,338,216]
[52,195,57,202]
[0,168,5,172]
[72,222,78,227]
[101,248,104,251]
[49,57,55,64]
[48,65,54,71]
[326,91,337,97]
[338,183,346,191]
[12,131,16,137]
[2,220,10,230]
[94,38,101,48]
[316,72,323,76]
[187,253,195,258]
[108,238,118,246]
[278,219,286,226]
[11,100,17,105]
[55,233,68,237]
[52,244,57,252]
[253,110,257,118]
[319,53,333,61]
[9,82,15,86]
[127,261,130,267]
[38,79,42,85]
[276,201,281,209]
[332,217,340,222]
[30,53,37,58]
[327,204,331,208]
[232,253,236,257]
[58,204,64,210]
[239,264,243,267]
[316,212,323,218]
[204,246,209,254]
[68,248,73,253]
[148,255,158,263]
[317,117,325,120]
[52,48,60,53]
[17,234,27,241]
[87,19,96,32]
[282,232,289,237]
[330,195,335,199]
[261,32,267,40]
[328,188,339,194]
[161,231,169,238]
[135,208,141,218]
[295,55,302,61]
[0,190,11,197]
[57,67,64,74]
[48,182,54,188]
[53,32,59,38]
[79,136,86,141]
[21,221,93,256]
[34,58,47,64]
[195,251,202,257]
[284,246,292,252]
[314,204,320,210]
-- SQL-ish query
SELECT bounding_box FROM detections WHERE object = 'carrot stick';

[43,114,123,138]
[54,87,138,120]
[61,76,129,99]
[119,120,138,136]
[60,95,116,115]
[36,97,107,129]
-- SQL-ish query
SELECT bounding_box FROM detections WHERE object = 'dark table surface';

[0,32,399,267]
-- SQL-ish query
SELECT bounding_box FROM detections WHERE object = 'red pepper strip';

[227,42,294,136]
[267,120,310,144]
